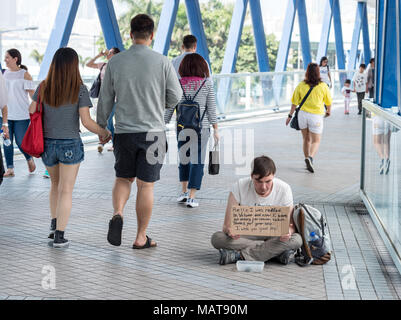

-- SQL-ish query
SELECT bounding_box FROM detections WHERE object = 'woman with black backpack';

[165,53,218,208]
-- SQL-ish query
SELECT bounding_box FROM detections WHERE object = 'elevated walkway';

[1,103,400,300]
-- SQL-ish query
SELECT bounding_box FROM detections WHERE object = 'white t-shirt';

[352,71,368,93]
[0,72,7,109]
[231,177,293,207]
[319,66,330,86]
[3,69,35,120]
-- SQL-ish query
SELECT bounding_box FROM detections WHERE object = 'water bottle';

[309,231,320,246]
[1,132,11,147]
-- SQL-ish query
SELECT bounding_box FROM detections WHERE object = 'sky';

[0,0,376,76]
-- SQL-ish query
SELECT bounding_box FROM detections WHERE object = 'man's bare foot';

[3,169,15,177]
[27,159,36,173]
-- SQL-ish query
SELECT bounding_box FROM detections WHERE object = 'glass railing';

[213,69,355,115]
[361,100,401,274]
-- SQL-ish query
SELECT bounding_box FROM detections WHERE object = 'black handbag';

[208,143,219,175]
[0,147,4,186]
[89,63,106,98]
[290,86,314,130]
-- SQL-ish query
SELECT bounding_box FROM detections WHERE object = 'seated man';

[211,156,302,265]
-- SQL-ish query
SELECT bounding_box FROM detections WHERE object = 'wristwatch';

[2,123,8,127]
[288,114,293,118]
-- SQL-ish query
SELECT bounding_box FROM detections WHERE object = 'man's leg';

[133,178,156,247]
[241,233,303,261]
[112,177,134,216]
[211,231,263,251]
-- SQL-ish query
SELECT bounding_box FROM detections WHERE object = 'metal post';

[249,0,269,72]
[297,0,311,68]
[94,0,124,51]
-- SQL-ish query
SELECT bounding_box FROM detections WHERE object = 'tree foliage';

[96,0,280,74]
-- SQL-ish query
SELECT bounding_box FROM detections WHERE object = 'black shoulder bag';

[290,86,314,130]
[89,63,106,99]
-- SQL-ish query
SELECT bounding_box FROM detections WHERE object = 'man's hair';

[370,58,375,64]
[251,156,276,179]
[345,79,351,84]
[130,14,154,40]
[183,35,197,49]
[359,63,366,69]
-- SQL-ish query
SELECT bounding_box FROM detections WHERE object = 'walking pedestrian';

[0,71,8,185]
[367,58,375,99]
[165,53,219,208]
[319,56,332,88]
[352,63,368,115]
[286,62,332,173]
[341,79,352,115]
[97,14,182,249]
[87,47,120,153]
[172,35,211,78]
[30,47,111,247]
[1,49,36,177]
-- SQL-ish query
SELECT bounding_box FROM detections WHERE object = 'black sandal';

[107,215,123,246]
[132,235,157,249]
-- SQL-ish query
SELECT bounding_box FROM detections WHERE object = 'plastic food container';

[236,261,264,272]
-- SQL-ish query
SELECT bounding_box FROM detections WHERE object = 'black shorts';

[113,132,167,183]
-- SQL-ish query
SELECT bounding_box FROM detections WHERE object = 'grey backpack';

[292,203,332,266]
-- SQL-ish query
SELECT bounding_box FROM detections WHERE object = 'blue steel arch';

[39,0,123,81]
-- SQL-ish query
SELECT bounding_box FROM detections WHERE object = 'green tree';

[29,49,44,65]
[97,0,280,74]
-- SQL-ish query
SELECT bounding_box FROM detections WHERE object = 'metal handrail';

[363,100,401,128]
[213,69,357,78]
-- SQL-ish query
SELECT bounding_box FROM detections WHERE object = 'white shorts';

[298,110,324,134]
[372,116,391,135]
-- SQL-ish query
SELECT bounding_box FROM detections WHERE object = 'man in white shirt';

[172,35,211,78]
[352,63,368,115]
[211,156,302,265]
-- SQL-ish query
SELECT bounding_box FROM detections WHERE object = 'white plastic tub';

[236,261,264,272]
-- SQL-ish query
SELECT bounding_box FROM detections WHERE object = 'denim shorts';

[41,138,84,167]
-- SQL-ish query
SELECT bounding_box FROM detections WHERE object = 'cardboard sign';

[230,206,290,236]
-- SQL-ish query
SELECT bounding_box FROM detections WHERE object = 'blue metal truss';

[348,1,371,73]
[375,0,398,108]
[39,0,122,81]
[94,0,124,51]
[218,0,270,112]
[317,0,345,70]
[153,0,210,65]
[38,0,80,80]
[153,0,180,56]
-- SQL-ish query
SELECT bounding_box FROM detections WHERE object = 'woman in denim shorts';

[29,48,111,248]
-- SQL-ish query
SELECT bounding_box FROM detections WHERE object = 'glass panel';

[363,106,401,258]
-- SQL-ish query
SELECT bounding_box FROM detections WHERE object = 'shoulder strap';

[179,80,189,101]
[192,79,207,100]
[296,86,314,111]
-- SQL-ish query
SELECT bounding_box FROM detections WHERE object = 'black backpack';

[176,79,207,133]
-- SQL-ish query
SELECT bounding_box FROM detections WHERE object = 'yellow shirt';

[291,81,332,115]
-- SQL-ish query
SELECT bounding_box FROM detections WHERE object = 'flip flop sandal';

[107,215,123,246]
[132,235,157,249]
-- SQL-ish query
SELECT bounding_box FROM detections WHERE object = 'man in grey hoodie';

[97,14,182,249]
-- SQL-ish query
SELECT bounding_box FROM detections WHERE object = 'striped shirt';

[164,77,217,128]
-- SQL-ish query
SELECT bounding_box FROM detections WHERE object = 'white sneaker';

[186,198,199,208]
[177,192,189,203]
[98,144,104,153]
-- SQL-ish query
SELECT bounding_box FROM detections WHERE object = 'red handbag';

[21,84,44,158]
